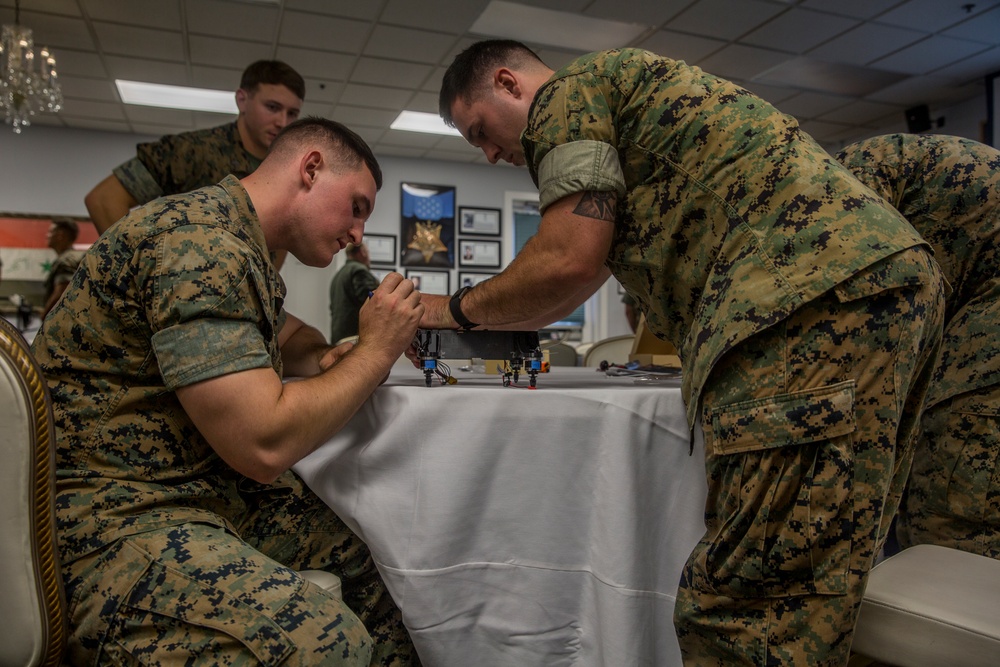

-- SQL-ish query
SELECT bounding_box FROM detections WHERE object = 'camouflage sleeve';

[147,226,274,390]
[536,141,625,213]
[112,156,165,205]
[524,73,625,213]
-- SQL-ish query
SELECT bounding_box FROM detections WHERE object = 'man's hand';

[356,272,424,362]
[318,339,355,371]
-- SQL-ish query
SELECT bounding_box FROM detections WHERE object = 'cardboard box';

[628,317,681,368]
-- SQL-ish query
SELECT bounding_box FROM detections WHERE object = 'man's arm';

[420,190,615,329]
[175,273,422,484]
[85,174,138,235]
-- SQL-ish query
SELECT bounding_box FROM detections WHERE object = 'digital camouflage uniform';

[523,49,945,665]
[328,259,379,344]
[30,176,417,666]
[838,134,1000,560]
[113,121,261,206]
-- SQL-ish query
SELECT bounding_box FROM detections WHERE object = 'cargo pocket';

[702,381,856,598]
[100,540,297,666]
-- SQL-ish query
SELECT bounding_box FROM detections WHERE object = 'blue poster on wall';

[400,182,455,268]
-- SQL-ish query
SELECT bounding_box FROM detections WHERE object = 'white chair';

[543,341,578,366]
[0,318,340,667]
[583,334,635,367]
[850,544,1000,666]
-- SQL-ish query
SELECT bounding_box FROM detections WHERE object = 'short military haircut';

[52,218,79,241]
[439,39,544,127]
[269,117,383,190]
[240,60,306,101]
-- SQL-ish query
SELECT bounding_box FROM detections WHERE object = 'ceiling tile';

[186,0,277,43]
[331,105,400,129]
[381,0,490,34]
[774,91,853,119]
[698,44,791,81]
[274,46,354,81]
[131,122,194,136]
[807,22,925,66]
[585,0,698,26]
[638,30,726,62]
[799,0,902,20]
[103,56,189,86]
[667,0,786,41]
[932,46,1000,81]
[50,49,107,78]
[374,145,428,159]
[60,98,127,120]
[190,65,245,91]
[58,76,118,102]
[864,74,973,106]
[817,99,902,126]
[407,91,440,114]
[351,57,434,89]
[278,11,370,53]
[742,8,858,55]
[339,83,413,110]
[193,110,238,127]
[944,5,1000,46]
[1,10,94,50]
[798,118,855,141]
[283,0,381,21]
[92,22,184,61]
[875,0,1000,32]
[189,35,274,69]
[756,57,907,96]
[0,0,80,17]
[736,80,799,104]
[872,35,991,75]
[364,24,457,64]
[380,129,441,148]
[81,0,181,30]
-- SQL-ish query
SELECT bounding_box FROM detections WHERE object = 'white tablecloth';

[294,366,708,667]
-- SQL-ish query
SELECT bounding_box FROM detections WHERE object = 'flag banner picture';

[399,183,455,268]
[0,216,97,281]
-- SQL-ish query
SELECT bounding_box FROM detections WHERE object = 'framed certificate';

[458,271,497,288]
[458,206,501,236]
[458,238,501,268]
[363,233,397,266]
[405,269,450,295]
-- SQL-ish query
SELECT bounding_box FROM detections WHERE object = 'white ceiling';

[2,0,999,163]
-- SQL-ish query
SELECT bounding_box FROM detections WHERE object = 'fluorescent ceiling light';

[390,110,461,136]
[470,0,650,53]
[115,80,238,114]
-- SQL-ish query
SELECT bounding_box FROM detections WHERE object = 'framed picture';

[458,206,501,236]
[363,233,396,266]
[400,182,456,268]
[458,238,501,268]
[405,269,450,295]
[458,271,496,289]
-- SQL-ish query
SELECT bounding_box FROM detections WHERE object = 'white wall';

[0,124,634,343]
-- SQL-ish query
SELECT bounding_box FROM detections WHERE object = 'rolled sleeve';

[113,156,165,205]
[152,317,272,390]
[536,140,625,213]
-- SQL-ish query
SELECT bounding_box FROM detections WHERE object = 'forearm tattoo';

[573,191,617,221]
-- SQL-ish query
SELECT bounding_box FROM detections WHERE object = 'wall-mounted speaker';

[905,105,932,133]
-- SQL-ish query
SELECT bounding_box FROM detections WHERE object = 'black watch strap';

[449,286,479,330]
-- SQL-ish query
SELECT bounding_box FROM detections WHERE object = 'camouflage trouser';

[62,472,419,666]
[897,385,1000,559]
[674,246,945,666]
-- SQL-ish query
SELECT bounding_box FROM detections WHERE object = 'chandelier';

[0,0,63,133]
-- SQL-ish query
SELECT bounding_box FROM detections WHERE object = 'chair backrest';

[543,342,578,366]
[0,318,66,667]
[583,334,636,368]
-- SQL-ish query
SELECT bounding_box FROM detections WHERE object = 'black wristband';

[449,286,479,330]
